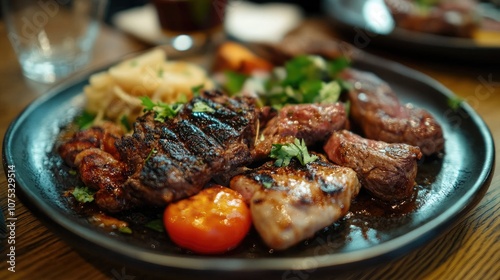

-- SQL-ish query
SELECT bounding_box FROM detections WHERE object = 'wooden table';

[0,20,499,280]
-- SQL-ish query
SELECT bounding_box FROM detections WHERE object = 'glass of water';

[2,0,108,83]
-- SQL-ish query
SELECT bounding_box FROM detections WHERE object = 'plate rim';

[2,51,495,272]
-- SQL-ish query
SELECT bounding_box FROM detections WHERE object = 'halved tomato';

[164,185,251,254]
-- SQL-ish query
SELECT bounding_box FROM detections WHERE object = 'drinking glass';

[151,0,227,54]
[2,0,108,83]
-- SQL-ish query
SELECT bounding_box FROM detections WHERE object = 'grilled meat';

[58,122,136,211]
[324,130,422,202]
[253,103,349,160]
[384,0,479,38]
[230,154,360,250]
[115,90,259,208]
[340,68,444,156]
[74,148,137,212]
[58,121,124,168]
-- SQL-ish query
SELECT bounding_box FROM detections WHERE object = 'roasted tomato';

[164,185,251,254]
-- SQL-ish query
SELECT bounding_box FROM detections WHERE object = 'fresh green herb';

[120,115,131,132]
[130,60,138,67]
[282,55,326,88]
[157,68,164,78]
[75,111,96,130]
[139,96,184,122]
[119,226,132,234]
[448,96,463,111]
[191,84,204,96]
[270,138,318,167]
[145,219,164,232]
[192,101,215,113]
[71,186,95,203]
[344,100,351,116]
[68,170,77,176]
[262,181,273,189]
[224,71,248,95]
[258,55,348,109]
[177,93,189,104]
[145,148,157,163]
[415,0,438,8]
[327,56,350,77]
[316,81,342,104]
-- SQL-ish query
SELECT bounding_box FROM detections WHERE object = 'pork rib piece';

[230,154,360,250]
[340,68,444,156]
[116,90,259,208]
[253,103,349,160]
[324,130,422,202]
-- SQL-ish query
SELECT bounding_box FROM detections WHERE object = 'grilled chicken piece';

[115,90,258,208]
[324,130,422,202]
[253,103,349,160]
[340,68,444,156]
[230,154,360,250]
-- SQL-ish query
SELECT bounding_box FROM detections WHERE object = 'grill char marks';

[230,154,360,250]
[116,90,258,207]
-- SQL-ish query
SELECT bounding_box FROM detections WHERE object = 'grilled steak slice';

[253,103,348,160]
[116,90,258,208]
[324,130,422,202]
[230,154,360,250]
[340,68,444,156]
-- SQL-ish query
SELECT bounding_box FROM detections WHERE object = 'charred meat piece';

[253,103,348,160]
[58,122,135,212]
[230,154,360,250]
[116,90,258,208]
[341,68,444,156]
[324,130,422,202]
[74,148,138,212]
[58,121,124,168]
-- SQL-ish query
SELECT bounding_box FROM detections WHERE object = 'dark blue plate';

[2,51,494,278]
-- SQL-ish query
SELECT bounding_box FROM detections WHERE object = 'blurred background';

[102,0,322,25]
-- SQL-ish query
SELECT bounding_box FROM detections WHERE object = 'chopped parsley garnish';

[224,70,249,95]
[71,186,95,203]
[448,96,463,111]
[75,111,96,130]
[145,148,157,163]
[191,84,204,97]
[119,226,132,234]
[145,219,164,232]
[120,115,131,132]
[270,138,318,167]
[261,55,350,109]
[139,96,183,122]
[192,101,215,113]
